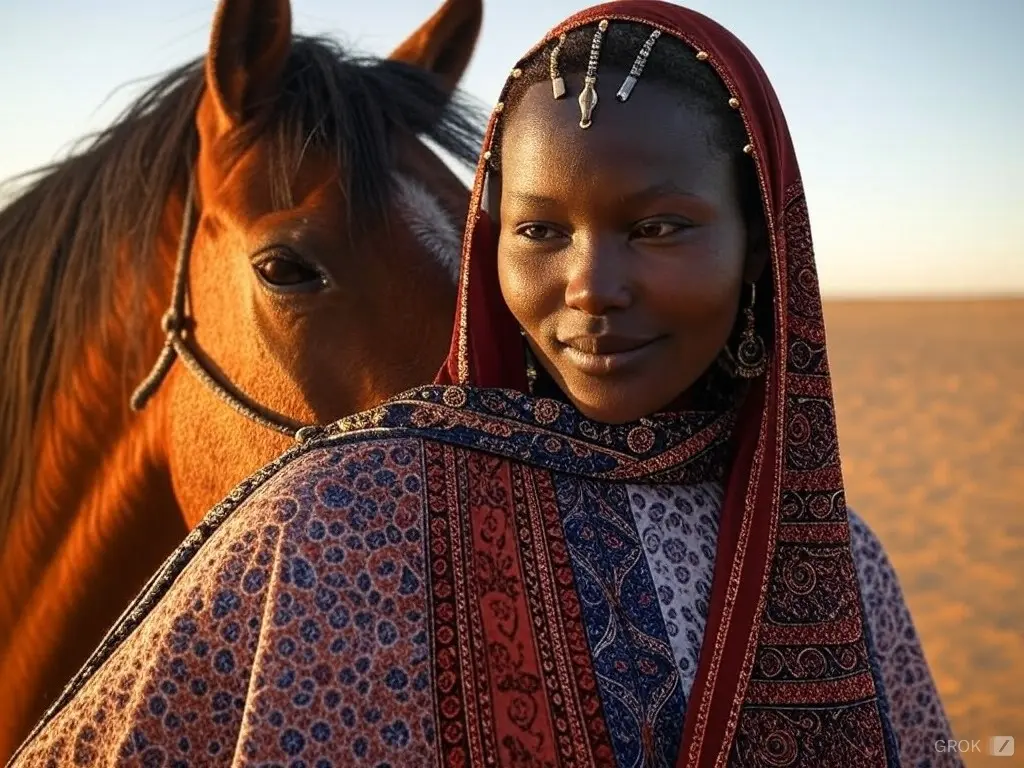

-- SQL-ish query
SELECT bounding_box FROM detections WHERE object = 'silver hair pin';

[550,34,567,99]
[578,20,609,128]
[616,29,661,102]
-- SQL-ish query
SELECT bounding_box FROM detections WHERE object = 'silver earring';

[722,283,767,379]
[521,329,538,393]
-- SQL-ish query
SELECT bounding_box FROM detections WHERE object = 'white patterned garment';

[628,482,723,707]
[627,482,961,767]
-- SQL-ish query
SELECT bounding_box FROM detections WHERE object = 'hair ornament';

[616,28,661,102]
[550,34,567,99]
[578,20,609,128]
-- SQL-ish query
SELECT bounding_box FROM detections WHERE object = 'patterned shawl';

[8,3,917,767]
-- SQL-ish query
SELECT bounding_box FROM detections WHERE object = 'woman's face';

[497,73,763,424]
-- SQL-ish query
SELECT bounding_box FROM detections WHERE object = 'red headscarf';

[438,2,895,764]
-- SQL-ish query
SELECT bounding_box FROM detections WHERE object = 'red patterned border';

[425,443,492,766]
[425,442,616,766]
[515,467,616,764]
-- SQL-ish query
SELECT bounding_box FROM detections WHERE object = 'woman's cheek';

[498,247,561,328]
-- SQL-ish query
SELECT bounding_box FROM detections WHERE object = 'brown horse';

[0,0,484,758]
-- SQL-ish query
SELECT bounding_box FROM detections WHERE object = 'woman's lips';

[557,334,662,376]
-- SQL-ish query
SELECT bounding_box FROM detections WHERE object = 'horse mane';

[0,35,486,538]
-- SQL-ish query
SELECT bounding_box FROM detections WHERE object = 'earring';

[521,329,539,394]
[723,283,767,379]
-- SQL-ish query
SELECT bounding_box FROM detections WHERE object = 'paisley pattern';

[554,477,683,768]
[423,444,616,767]
[849,512,962,767]
[629,483,722,706]
[13,441,441,768]
[717,180,897,767]
[623,481,956,767]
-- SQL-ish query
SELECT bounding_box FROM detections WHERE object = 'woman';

[9,2,957,766]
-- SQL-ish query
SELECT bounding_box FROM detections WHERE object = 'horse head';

[159,0,483,522]
[0,0,483,758]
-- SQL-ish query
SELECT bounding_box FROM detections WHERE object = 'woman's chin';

[560,385,672,426]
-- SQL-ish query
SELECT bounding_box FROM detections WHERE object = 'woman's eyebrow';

[505,181,699,209]
[616,180,701,205]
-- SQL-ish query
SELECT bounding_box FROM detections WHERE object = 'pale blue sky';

[1,0,1021,296]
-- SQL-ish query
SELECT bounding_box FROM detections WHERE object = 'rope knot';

[161,310,186,335]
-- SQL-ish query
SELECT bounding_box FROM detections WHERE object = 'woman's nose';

[563,237,632,315]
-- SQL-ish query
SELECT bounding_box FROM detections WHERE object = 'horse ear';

[389,0,482,92]
[205,0,292,129]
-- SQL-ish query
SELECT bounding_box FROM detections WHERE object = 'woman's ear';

[482,169,501,220]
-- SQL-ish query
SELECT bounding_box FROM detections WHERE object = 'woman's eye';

[254,255,323,289]
[516,224,561,241]
[632,220,686,239]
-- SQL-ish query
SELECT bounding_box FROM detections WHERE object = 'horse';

[0,0,485,758]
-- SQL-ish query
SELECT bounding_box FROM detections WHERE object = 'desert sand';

[823,298,1023,766]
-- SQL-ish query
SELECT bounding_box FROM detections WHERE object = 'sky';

[1,0,1021,297]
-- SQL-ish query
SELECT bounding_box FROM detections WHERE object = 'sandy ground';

[823,298,1023,766]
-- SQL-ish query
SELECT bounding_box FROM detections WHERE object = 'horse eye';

[253,253,325,292]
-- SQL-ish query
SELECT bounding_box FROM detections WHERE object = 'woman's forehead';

[500,79,729,194]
